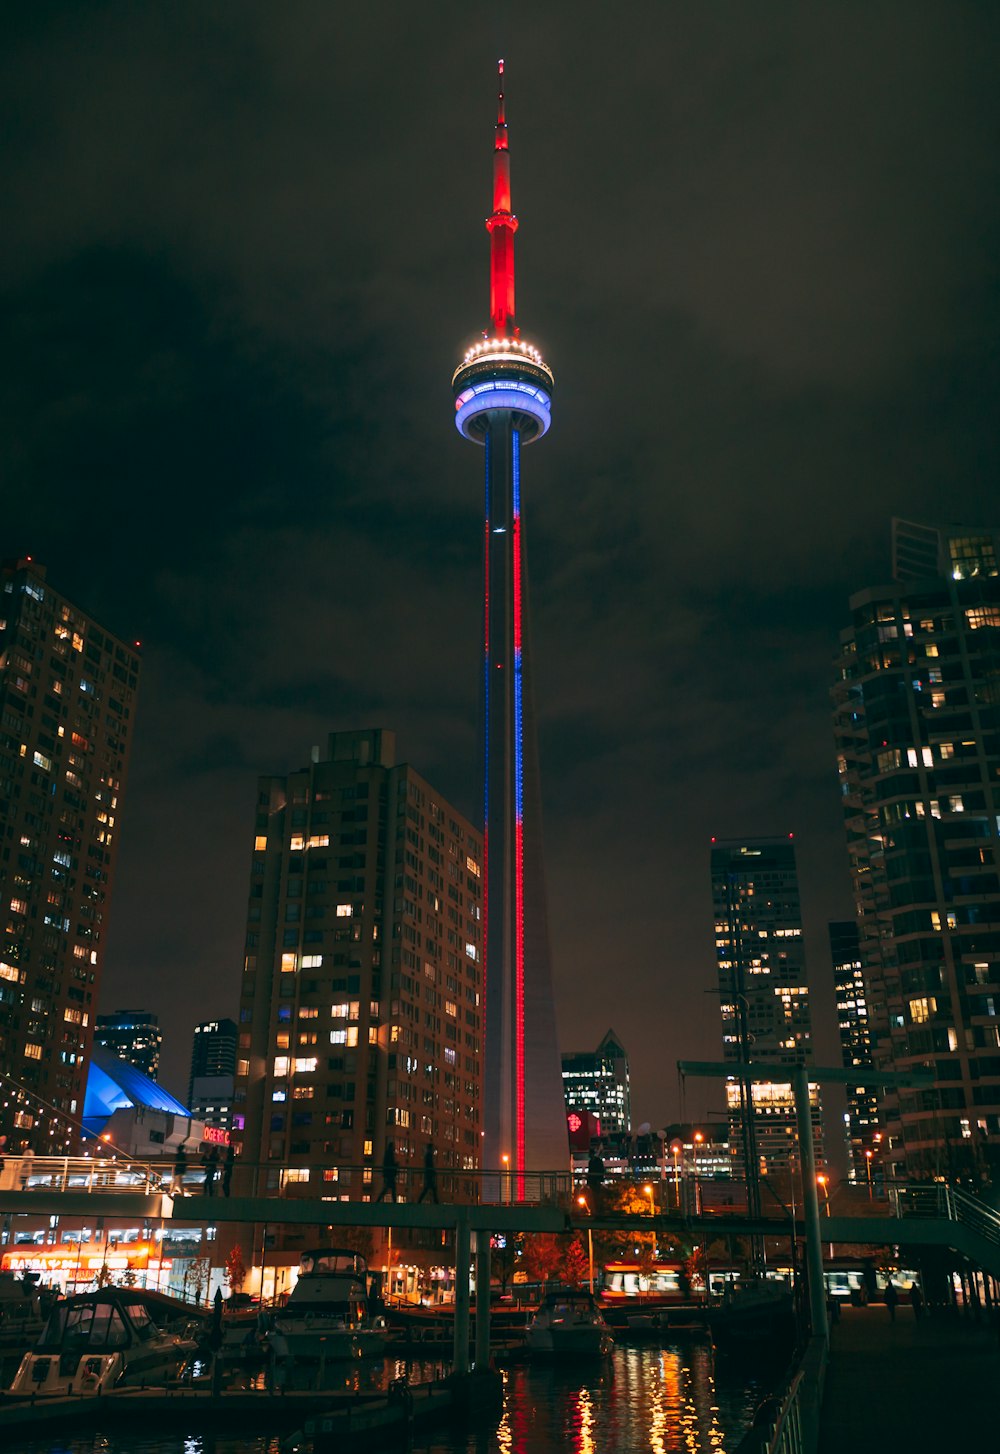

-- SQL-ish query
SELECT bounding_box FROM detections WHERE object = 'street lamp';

[693,1131,704,1215]
[670,1141,683,1212]
[864,1149,874,1201]
[643,1183,656,1217]
[577,1194,594,1294]
[817,1172,833,1260]
[501,1153,510,1205]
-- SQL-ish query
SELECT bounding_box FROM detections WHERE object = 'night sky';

[4,5,999,1143]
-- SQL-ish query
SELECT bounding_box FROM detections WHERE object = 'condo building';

[0,558,139,1153]
[711,837,823,1178]
[233,730,484,1199]
[833,519,1000,1181]
[562,1029,632,1135]
[94,1009,162,1081]
[828,920,881,1180]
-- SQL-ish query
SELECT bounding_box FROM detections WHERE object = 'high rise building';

[188,1018,237,1103]
[233,730,483,1200]
[833,519,1000,1182]
[711,837,823,1181]
[94,1010,162,1081]
[188,1018,237,1132]
[451,61,566,1179]
[562,1029,632,1135]
[828,921,880,1180]
[0,558,139,1153]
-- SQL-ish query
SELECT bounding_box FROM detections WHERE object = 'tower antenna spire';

[487,57,518,335]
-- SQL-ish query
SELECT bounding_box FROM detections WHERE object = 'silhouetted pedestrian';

[910,1282,924,1319]
[586,1150,605,1201]
[375,1140,397,1202]
[171,1143,188,1196]
[202,1145,219,1197]
[221,1142,235,1198]
[884,1280,898,1322]
[417,1141,439,1203]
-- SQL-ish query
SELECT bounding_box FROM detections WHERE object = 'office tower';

[94,1009,162,1081]
[711,837,823,1181]
[828,921,881,1180]
[188,1017,237,1132]
[562,1029,632,1135]
[833,519,1000,1182]
[451,61,566,1179]
[233,730,483,1198]
[0,558,139,1153]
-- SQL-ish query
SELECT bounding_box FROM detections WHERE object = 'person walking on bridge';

[376,1139,398,1202]
[417,1141,439,1204]
[884,1279,899,1322]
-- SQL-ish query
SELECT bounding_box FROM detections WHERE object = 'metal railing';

[0,1155,164,1196]
[764,1370,806,1454]
[889,1180,1000,1253]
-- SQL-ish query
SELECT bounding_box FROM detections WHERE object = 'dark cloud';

[3,3,999,1144]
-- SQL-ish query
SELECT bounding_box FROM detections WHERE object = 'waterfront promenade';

[819,1303,998,1450]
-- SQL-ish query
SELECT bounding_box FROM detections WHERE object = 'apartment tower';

[833,519,1000,1182]
[233,730,483,1199]
[0,558,139,1152]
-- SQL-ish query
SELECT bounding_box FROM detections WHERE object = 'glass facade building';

[833,520,1000,1182]
[561,1029,632,1135]
[94,1010,162,1082]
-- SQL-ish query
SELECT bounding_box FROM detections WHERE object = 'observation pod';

[452,339,554,443]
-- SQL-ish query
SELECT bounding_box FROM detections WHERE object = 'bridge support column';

[475,1230,491,1368]
[453,1210,471,1373]
[793,1064,828,1343]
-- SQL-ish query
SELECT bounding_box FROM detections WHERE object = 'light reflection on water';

[10,1342,770,1454]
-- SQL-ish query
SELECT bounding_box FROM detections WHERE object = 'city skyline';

[3,9,999,1131]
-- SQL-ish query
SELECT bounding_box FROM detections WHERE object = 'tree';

[561,1235,590,1288]
[120,1262,138,1288]
[521,1233,565,1286]
[225,1243,246,1294]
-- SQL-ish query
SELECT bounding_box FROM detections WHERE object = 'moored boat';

[275,1248,388,1361]
[7,1288,196,1396]
[525,1289,613,1358]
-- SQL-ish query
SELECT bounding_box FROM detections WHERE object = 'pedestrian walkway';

[819,1303,998,1451]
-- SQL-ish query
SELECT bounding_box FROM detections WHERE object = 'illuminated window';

[237,1059,249,1077]
[273,1057,289,1076]
[368,1026,379,1045]
[281,953,297,974]
[284,1168,310,1183]
[307,835,329,849]
[322,1168,339,1182]
[301,955,323,969]
[966,606,1000,629]
[293,1086,315,1100]
[331,1004,348,1019]
[293,1057,318,1073]
[299,1006,319,1020]
[330,1030,347,1045]
[9,898,27,915]
[909,997,936,1023]
[24,1043,42,1060]
[275,1033,290,1049]
[33,751,52,771]
[466,856,481,878]
[254,835,267,851]
[346,1027,359,1048]
[290,834,305,851]
[336,904,352,918]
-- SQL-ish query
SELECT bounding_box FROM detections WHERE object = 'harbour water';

[4,1340,778,1454]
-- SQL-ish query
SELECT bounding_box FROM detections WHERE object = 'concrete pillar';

[475,1230,492,1368]
[453,1212,471,1374]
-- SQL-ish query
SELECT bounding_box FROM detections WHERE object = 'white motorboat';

[274,1248,388,1361]
[526,1289,614,1358]
[8,1288,196,1396]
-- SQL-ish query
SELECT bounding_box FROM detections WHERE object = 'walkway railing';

[0,1155,164,1195]
[889,1180,1000,1260]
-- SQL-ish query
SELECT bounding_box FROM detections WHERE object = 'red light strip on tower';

[512,429,525,1189]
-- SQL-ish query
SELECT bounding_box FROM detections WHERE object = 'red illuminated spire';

[486,58,518,335]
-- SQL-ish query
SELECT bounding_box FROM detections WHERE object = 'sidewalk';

[819,1303,998,1451]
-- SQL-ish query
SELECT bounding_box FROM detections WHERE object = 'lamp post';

[864,1149,873,1201]
[501,1153,510,1206]
[817,1173,833,1260]
[577,1195,594,1295]
[643,1182,656,1217]
[670,1141,683,1212]
[692,1131,704,1215]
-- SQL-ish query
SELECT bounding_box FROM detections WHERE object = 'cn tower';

[452,61,567,1184]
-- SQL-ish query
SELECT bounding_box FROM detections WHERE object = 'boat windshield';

[37,1301,132,1351]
